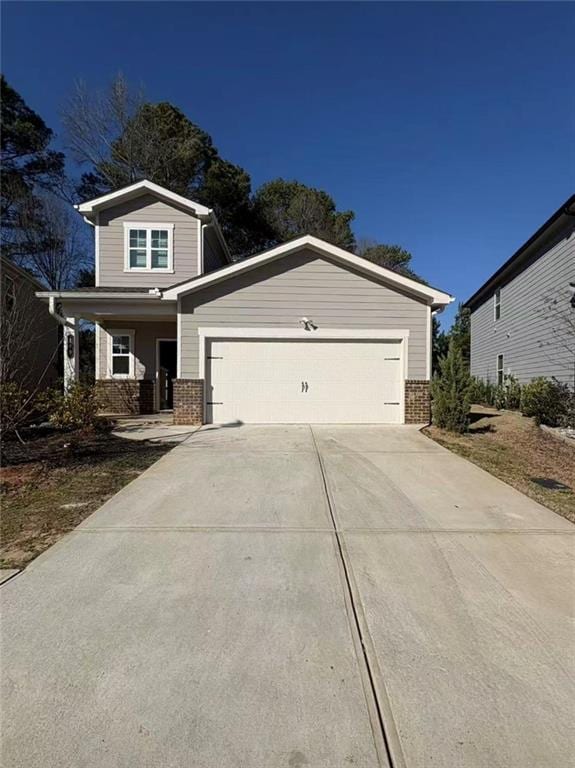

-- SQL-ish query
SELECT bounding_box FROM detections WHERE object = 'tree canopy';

[1,75,65,259]
[356,240,422,280]
[253,179,355,251]
[62,76,359,257]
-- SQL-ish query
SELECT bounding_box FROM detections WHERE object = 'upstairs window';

[494,288,501,320]
[124,223,174,272]
[497,354,504,386]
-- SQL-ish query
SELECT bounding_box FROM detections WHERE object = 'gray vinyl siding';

[98,194,199,288]
[470,224,575,386]
[180,249,430,379]
[203,226,227,273]
[98,321,177,380]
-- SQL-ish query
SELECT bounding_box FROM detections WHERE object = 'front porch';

[95,320,178,415]
[41,288,184,420]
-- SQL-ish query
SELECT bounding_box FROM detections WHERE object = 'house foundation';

[173,379,205,425]
[404,380,431,424]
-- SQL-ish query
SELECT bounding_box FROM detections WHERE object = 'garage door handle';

[301,381,309,393]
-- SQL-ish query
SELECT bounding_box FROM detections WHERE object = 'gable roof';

[162,235,454,308]
[75,179,232,263]
[75,179,212,218]
[1,255,48,291]
[464,193,575,311]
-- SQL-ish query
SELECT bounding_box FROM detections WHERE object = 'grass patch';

[424,406,575,524]
[1,429,171,569]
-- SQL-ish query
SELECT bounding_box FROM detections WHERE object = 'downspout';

[200,221,214,274]
[48,296,73,328]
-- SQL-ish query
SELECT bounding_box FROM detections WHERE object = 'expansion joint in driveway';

[308,426,405,768]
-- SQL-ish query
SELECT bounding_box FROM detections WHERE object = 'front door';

[158,340,177,410]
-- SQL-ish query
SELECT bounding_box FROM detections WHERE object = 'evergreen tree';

[431,341,472,432]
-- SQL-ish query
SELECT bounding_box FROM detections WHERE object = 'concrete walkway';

[2,425,573,767]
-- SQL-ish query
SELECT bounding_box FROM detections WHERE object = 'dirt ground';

[425,406,575,525]
[1,429,171,569]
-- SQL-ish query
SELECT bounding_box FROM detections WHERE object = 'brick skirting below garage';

[404,380,431,424]
[173,379,205,425]
[96,380,155,415]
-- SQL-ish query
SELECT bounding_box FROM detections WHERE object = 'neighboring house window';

[109,330,134,378]
[3,275,16,312]
[497,354,504,386]
[123,223,174,272]
[494,288,501,320]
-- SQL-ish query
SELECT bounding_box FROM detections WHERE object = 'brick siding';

[404,380,431,424]
[173,379,204,425]
[96,379,155,415]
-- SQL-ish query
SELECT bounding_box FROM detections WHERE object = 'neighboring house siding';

[470,225,575,386]
[180,249,429,379]
[1,260,58,391]
[203,226,227,273]
[98,321,177,380]
[98,194,199,287]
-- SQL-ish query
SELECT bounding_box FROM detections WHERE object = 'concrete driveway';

[2,425,573,767]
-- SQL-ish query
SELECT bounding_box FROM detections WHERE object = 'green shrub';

[431,343,472,433]
[503,375,522,410]
[469,378,497,407]
[520,377,569,427]
[38,383,109,432]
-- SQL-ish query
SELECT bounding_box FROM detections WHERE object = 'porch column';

[63,318,79,392]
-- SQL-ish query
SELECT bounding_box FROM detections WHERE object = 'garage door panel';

[206,338,404,424]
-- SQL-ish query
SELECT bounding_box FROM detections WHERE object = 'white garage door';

[205,337,404,424]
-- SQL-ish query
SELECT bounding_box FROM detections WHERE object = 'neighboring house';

[1,256,59,391]
[465,195,575,388]
[37,180,453,425]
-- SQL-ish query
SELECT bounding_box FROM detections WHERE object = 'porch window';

[124,223,174,272]
[497,354,504,386]
[109,330,134,378]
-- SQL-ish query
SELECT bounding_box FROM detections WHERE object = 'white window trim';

[108,329,135,379]
[123,222,174,273]
[494,288,501,321]
[496,353,504,386]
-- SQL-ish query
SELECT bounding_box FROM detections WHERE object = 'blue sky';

[2,1,574,326]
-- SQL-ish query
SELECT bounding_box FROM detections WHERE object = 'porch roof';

[36,286,172,300]
[36,288,176,322]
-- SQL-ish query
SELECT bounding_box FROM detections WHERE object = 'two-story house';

[37,180,452,425]
[465,195,575,388]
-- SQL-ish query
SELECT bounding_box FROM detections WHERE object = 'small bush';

[503,375,522,410]
[469,378,497,407]
[470,375,522,411]
[431,343,472,433]
[38,383,109,432]
[0,382,36,436]
[520,377,570,427]
[493,375,522,411]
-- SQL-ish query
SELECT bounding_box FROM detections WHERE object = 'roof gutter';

[201,209,232,262]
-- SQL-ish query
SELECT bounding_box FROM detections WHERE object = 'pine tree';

[431,341,472,432]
